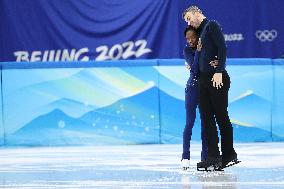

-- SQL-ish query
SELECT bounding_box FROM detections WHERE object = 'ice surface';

[0,143,284,188]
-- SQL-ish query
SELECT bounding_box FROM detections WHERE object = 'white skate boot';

[181,159,190,170]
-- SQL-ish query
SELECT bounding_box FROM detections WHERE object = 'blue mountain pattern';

[229,92,271,130]
[7,87,284,145]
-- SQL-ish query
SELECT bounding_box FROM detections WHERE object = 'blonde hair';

[182,6,203,19]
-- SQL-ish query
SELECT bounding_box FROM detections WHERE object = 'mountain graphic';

[81,86,159,122]
[38,98,97,118]
[7,88,283,146]
[232,123,283,142]
[8,109,132,145]
[4,67,151,135]
[80,86,161,143]
[8,86,164,145]
[121,66,185,100]
[9,68,149,111]
[15,109,92,133]
[79,86,192,144]
[229,90,272,131]
[159,88,284,143]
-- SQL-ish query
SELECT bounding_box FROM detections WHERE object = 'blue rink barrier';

[0,59,283,146]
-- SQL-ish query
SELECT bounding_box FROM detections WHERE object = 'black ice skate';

[197,156,223,172]
[222,152,241,169]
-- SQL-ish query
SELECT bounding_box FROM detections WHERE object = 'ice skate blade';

[197,166,223,172]
[223,159,241,169]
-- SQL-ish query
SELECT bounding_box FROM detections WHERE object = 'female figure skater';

[181,26,218,170]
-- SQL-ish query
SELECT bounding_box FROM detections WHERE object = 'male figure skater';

[183,6,239,171]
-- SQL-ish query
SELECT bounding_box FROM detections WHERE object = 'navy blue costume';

[197,18,237,164]
[182,45,208,161]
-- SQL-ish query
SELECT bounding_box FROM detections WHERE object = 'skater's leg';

[209,71,237,165]
[182,85,198,160]
[198,75,220,159]
[200,113,211,161]
[200,119,207,161]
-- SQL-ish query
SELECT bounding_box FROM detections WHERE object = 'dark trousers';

[183,84,208,161]
[198,71,235,159]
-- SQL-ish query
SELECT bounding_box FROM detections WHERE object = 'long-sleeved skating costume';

[182,46,208,161]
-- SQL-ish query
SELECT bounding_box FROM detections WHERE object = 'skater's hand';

[185,62,191,70]
[209,56,218,68]
[209,60,218,68]
[212,73,223,89]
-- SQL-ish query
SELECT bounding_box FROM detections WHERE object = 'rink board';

[0,59,283,145]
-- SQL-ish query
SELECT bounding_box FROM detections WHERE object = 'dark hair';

[183,26,197,37]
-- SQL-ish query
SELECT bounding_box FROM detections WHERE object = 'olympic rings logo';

[255,30,277,42]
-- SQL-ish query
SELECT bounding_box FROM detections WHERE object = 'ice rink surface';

[0,142,284,189]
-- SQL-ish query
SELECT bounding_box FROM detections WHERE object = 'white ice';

[0,142,284,188]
